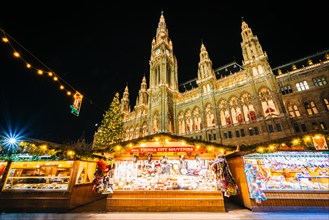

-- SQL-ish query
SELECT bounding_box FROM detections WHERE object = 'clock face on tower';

[155,49,160,55]
[165,49,170,56]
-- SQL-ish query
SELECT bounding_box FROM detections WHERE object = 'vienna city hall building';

[120,12,329,147]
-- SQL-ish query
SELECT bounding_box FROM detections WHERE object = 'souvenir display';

[112,155,217,191]
[243,151,329,194]
[3,161,73,191]
[211,156,240,197]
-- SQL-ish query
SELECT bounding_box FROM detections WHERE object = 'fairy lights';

[0,28,83,116]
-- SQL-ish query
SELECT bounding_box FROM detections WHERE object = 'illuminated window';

[304,101,318,115]
[288,104,301,117]
[323,98,329,111]
[320,122,327,130]
[313,76,327,87]
[296,81,309,91]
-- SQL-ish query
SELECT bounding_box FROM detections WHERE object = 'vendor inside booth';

[94,134,239,212]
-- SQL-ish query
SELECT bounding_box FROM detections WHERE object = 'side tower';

[240,19,291,137]
[148,11,179,134]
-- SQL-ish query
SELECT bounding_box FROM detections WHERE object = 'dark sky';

[0,1,328,144]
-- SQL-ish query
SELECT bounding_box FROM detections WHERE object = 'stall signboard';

[129,146,195,153]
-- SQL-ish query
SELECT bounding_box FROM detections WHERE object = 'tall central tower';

[148,11,178,134]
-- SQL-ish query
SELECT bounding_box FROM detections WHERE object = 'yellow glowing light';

[258,147,264,153]
[40,145,47,150]
[181,141,186,146]
[67,150,75,156]
[26,63,31,68]
[220,148,224,153]
[128,143,133,148]
[140,143,146,147]
[314,135,322,139]
[165,139,169,143]
[292,138,300,145]
[116,145,121,150]
[208,147,213,151]
[53,76,58,81]
[269,145,275,150]
[155,138,159,142]
[37,70,43,75]
[281,143,286,146]
[304,136,311,142]
[60,85,64,90]
[67,91,71,96]
[13,51,20,57]
[2,37,8,42]
[196,145,200,149]
[48,72,53,77]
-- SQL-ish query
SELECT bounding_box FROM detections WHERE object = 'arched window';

[178,112,185,134]
[193,107,202,131]
[259,88,278,118]
[304,101,319,115]
[205,104,215,128]
[258,65,264,75]
[241,93,256,122]
[288,104,300,117]
[185,110,193,133]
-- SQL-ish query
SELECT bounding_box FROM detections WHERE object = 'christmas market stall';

[94,134,239,212]
[226,150,329,212]
[0,145,106,213]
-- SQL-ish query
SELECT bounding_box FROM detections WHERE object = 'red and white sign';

[128,146,195,153]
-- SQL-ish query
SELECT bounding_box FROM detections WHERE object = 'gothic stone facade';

[120,12,329,146]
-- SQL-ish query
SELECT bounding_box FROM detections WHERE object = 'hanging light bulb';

[37,70,43,75]
[26,63,31,68]
[48,72,53,77]
[13,51,20,57]
[2,37,9,42]
[60,85,64,90]
[53,76,58,81]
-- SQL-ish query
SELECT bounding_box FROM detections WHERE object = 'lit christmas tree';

[92,92,124,149]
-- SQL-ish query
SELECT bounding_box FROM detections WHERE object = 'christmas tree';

[92,92,124,150]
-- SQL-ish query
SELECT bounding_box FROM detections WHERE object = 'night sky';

[0,1,327,144]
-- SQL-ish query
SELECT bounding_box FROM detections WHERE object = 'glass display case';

[113,157,217,191]
[243,151,329,192]
[3,161,74,191]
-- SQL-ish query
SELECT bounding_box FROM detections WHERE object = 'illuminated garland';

[0,28,83,116]
[0,131,327,161]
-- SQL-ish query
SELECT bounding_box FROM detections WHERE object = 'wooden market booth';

[96,134,237,212]
[0,159,106,212]
[225,151,329,212]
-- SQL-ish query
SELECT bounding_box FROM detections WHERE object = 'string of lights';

[0,28,105,116]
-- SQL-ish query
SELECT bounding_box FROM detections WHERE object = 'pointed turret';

[240,19,267,66]
[138,76,148,105]
[197,43,217,82]
[121,85,130,113]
